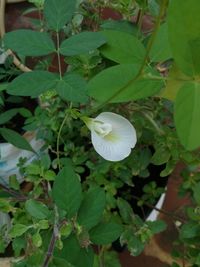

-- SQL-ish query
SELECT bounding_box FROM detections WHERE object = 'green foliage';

[52,165,82,218]
[4,30,55,56]
[100,30,145,64]
[56,74,88,103]
[60,32,107,56]
[89,222,123,245]
[55,235,94,267]
[77,187,106,230]
[44,0,76,31]
[1,0,200,265]
[149,23,172,62]
[174,82,200,150]
[168,0,200,76]
[101,20,138,35]
[9,224,30,238]
[7,71,57,97]
[25,199,50,219]
[180,222,200,240]
[87,64,163,103]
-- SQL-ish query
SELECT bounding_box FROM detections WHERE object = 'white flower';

[84,112,137,162]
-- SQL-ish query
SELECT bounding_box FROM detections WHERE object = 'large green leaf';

[4,30,55,56]
[0,128,34,152]
[44,0,76,31]
[77,187,106,230]
[56,74,88,103]
[100,30,145,64]
[149,23,172,62]
[174,82,200,150]
[168,0,200,76]
[60,32,107,56]
[87,64,163,103]
[7,71,57,97]
[55,235,94,267]
[52,165,82,218]
[89,222,123,245]
[25,199,50,220]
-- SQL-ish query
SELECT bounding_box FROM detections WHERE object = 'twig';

[42,219,66,267]
[132,195,187,223]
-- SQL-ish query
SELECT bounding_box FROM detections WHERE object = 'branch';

[132,195,187,223]
[42,220,66,267]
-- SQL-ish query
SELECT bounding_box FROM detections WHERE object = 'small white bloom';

[84,112,137,162]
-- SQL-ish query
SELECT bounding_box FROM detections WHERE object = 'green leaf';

[0,128,34,152]
[101,20,138,35]
[12,237,26,257]
[89,222,123,245]
[77,187,106,230]
[151,146,171,165]
[149,23,172,62]
[25,199,50,219]
[7,71,57,97]
[147,220,167,234]
[0,108,18,125]
[56,74,88,103]
[168,0,200,76]
[87,64,163,103]
[100,30,145,64]
[32,232,42,247]
[120,229,144,256]
[55,235,94,267]
[52,165,82,218]
[4,30,55,56]
[174,82,200,150]
[180,222,200,239]
[60,32,107,56]
[117,198,133,224]
[44,0,76,31]
[9,224,29,238]
[193,182,200,205]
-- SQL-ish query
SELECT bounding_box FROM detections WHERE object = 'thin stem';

[56,32,62,80]
[56,112,69,170]
[132,195,187,223]
[136,8,144,37]
[141,111,165,135]
[42,219,66,267]
[137,0,168,77]
[98,246,105,267]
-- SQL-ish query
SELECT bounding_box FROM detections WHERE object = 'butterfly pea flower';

[83,112,137,162]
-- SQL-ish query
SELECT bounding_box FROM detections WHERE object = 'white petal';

[91,112,137,161]
[91,131,131,161]
[95,112,137,148]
